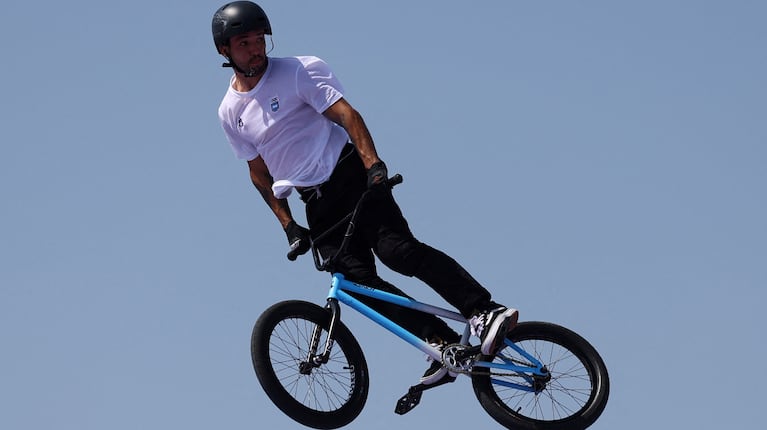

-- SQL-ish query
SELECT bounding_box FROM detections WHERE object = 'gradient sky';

[2,1,765,429]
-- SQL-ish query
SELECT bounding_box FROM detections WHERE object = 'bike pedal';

[394,389,422,415]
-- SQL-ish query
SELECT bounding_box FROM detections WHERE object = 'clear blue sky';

[1,1,765,429]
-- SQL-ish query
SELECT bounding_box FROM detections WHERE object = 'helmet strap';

[222,56,269,78]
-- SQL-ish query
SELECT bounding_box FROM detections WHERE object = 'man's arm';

[248,156,311,259]
[247,155,295,229]
[323,98,382,169]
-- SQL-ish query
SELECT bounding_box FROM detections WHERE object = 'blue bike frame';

[304,177,547,389]
[326,273,549,386]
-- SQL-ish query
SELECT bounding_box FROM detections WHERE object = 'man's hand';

[285,220,311,261]
[367,161,388,188]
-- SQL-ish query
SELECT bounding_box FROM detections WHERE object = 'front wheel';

[251,300,369,429]
[472,321,609,430]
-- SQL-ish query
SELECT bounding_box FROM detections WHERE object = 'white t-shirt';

[218,56,349,198]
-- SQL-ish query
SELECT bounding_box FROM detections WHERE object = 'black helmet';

[212,1,272,50]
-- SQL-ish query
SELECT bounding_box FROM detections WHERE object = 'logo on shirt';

[237,118,244,128]
[270,97,280,113]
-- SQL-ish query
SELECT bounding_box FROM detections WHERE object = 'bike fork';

[301,298,341,372]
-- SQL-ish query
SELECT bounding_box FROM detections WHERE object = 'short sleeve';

[295,56,345,113]
[220,116,259,161]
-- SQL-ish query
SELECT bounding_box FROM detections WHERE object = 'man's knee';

[376,239,428,276]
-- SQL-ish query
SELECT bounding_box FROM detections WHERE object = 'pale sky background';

[1,1,765,429]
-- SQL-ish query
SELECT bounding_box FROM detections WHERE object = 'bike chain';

[442,343,531,378]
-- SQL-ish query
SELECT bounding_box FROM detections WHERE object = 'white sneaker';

[470,306,519,355]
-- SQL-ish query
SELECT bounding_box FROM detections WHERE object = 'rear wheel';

[471,321,609,430]
[251,300,369,429]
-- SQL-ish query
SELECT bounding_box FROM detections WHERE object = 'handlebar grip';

[287,242,309,261]
[388,174,403,187]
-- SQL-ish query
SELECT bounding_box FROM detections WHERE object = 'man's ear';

[218,45,230,58]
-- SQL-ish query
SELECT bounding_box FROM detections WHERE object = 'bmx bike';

[251,175,609,429]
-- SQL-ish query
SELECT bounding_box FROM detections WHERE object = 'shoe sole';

[420,365,457,385]
[481,308,519,355]
[420,365,447,385]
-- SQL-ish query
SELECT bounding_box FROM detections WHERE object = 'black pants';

[300,145,494,343]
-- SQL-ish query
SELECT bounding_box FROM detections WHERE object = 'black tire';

[251,300,369,429]
[472,321,609,430]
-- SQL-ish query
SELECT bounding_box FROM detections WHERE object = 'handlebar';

[286,174,403,263]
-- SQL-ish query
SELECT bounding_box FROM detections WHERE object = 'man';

[213,1,517,385]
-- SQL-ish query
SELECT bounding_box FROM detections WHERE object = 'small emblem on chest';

[270,97,280,113]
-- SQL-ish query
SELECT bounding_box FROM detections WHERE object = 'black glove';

[366,161,388,188]
[284,220,311,261]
